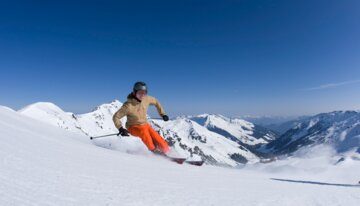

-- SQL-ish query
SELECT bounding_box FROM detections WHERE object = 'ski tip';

[166,156,186,164]
[173,159,186,164]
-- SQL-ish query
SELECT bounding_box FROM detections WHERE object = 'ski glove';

[162,115,169,121]
[117,127,130,136]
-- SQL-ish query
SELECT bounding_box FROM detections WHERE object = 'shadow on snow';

[271,178,360,188]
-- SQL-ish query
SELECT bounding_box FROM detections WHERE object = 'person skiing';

[112,81,170,155]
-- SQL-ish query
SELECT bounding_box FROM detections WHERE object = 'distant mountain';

[241,115,309,134]
[263,116,310,134]
[262,111,360,156]
[241,115,299,126]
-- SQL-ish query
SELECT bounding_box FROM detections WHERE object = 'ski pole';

[90,133,119,140]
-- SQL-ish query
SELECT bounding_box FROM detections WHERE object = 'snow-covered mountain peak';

[91,99,123,112]
[192,113,254,129]
[18,102,82,133]
[17,100,125,136]
[196,113,227,119]
[0,105,15,112]
[19,102,66,115]
[196,113,226,118]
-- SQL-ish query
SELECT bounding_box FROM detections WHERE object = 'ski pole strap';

[90,133,119,140]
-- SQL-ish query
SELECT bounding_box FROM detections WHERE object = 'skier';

[113,81,170,155]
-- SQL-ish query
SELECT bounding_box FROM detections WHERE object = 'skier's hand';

[117,127,129,136]
[162,115,169,121]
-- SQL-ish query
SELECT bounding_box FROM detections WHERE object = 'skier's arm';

[112,104,128,129]
[148,96,166,117]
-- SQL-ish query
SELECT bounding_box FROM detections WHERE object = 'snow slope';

[1,106,360,206]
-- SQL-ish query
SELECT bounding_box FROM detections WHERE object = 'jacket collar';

[127,93,142,103]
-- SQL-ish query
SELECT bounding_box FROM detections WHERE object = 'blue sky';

[1,0,360,117]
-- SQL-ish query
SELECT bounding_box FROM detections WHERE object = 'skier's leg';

[147,124,169,153]
[128,124,156,151]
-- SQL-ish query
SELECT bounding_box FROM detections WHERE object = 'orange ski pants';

[128,123,169,153]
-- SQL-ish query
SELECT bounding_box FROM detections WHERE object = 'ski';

[185,160,205,166]
[165,156,186,164]
[165,155,205,166]
[153,152,204,166]
[166,157,205,166]
[152,152,185,164]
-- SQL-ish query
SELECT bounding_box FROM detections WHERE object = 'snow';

[247,145,360,185]
[1,106,360,205]
[307,119,319,129]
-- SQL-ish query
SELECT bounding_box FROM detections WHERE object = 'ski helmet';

[133,81,148,94]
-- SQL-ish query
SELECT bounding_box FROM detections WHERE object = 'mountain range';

[263,111,360,156]
[14,100,360,166]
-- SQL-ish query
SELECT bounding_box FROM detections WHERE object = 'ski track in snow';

[1,108,360,206]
